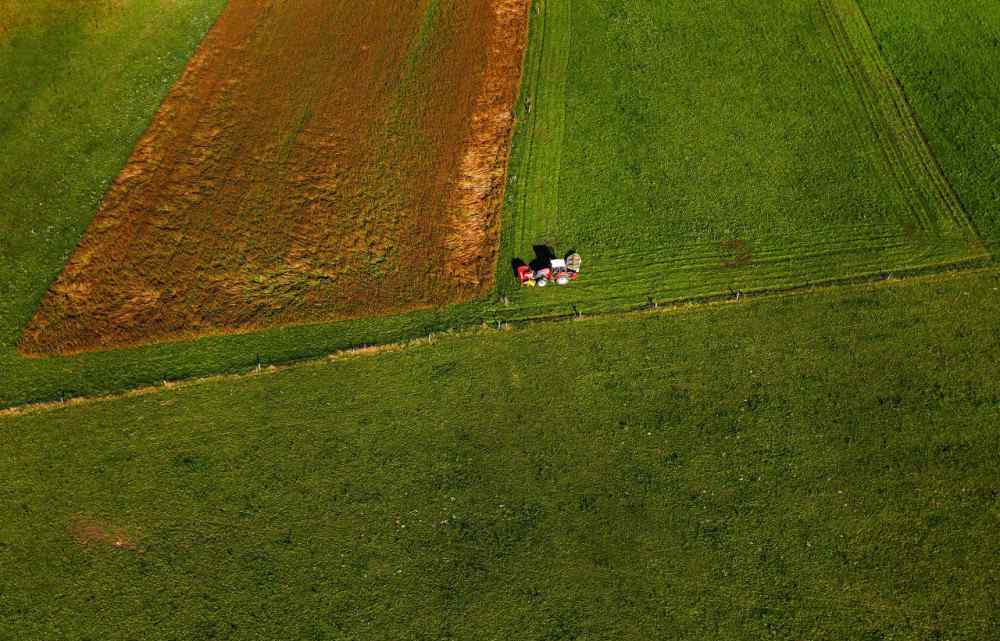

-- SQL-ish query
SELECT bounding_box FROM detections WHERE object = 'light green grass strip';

[509,0,571,256]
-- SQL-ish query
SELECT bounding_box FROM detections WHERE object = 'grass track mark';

[818,0,979,240]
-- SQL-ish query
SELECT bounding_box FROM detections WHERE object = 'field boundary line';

[2,261,995,420]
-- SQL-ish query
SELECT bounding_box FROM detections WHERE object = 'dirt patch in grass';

[19,0,530,356]
[720,240,753,268]
[70,516,142,552]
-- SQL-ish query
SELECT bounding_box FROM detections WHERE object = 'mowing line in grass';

[856,0,1000,254]
[515,0,572,253]
[820,0,975,238]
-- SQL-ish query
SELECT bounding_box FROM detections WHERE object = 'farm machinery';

[516,251,582,287]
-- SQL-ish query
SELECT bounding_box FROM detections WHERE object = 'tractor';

[517,252,582,287]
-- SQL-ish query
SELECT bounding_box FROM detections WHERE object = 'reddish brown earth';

[20,0,530,356]
[70,516,142,552]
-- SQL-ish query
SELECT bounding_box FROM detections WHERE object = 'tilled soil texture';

[20,0,530,356]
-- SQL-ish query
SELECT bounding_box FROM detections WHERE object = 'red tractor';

[517,252,582,287]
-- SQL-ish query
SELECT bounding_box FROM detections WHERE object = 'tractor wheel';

[556,275,571,286]
[536,278,548,287]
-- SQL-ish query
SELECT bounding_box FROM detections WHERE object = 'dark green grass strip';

[497,0,572,294]
[2,268,999,640]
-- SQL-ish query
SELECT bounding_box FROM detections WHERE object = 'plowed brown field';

[20,0,529,356]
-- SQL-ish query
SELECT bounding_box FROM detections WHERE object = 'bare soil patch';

[20,0,529,356]
[70,516,142,552]
[720,240,753,268]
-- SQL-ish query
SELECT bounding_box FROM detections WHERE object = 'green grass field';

[3,1,1000,638]
[857,0,1000,251]
[496,0,986,319]
[2,269,999,640]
